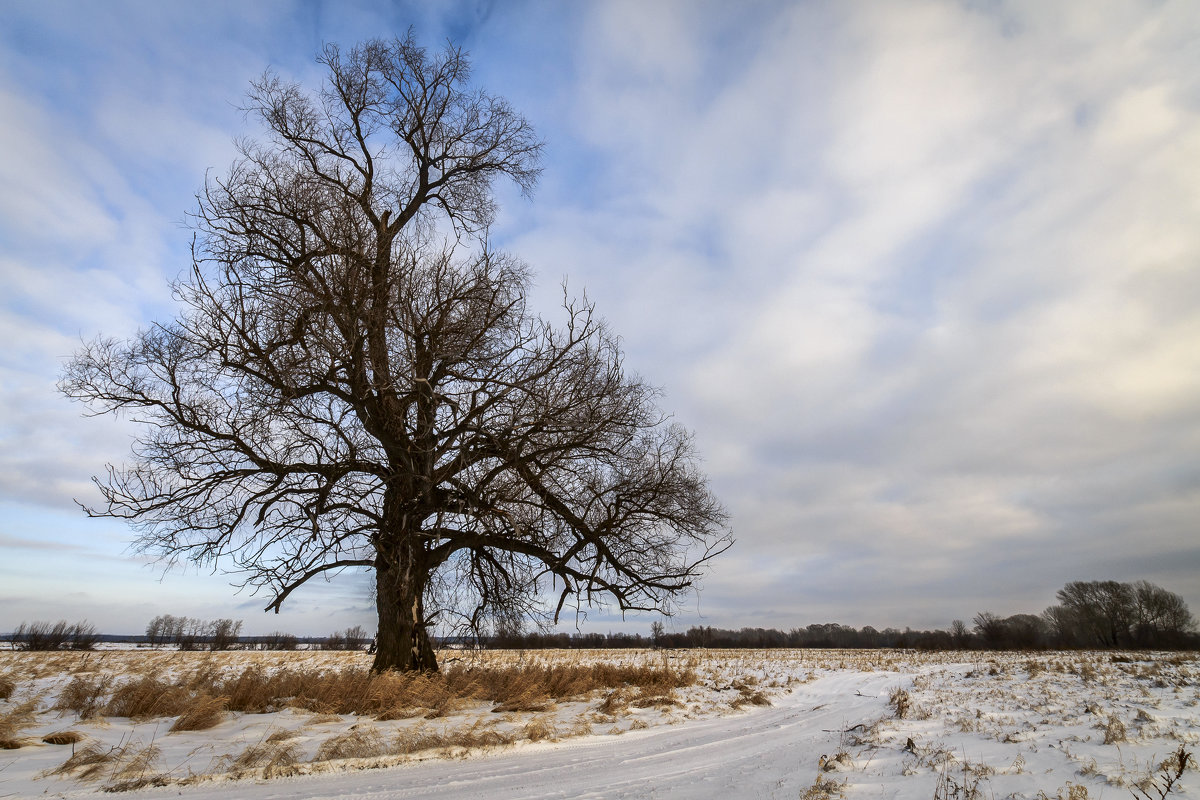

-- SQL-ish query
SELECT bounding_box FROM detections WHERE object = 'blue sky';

[2,0,1198,637]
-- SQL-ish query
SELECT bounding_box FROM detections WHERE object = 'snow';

[1,649,1197,799]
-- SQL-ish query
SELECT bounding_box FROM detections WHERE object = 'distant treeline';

[7,580,1195,652]
[489,580,1199,652]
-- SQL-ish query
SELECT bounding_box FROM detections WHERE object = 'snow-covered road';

[130,670,899,800]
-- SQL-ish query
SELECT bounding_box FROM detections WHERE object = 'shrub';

[9,620,98,651]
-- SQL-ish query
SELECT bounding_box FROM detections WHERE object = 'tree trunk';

[371,530,438,673]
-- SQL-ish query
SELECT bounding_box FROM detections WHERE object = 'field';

[0,648,1196,798]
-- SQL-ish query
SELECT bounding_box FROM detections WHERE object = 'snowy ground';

[1,649,1196,799]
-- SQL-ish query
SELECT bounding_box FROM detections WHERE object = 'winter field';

[0,648,1196,799]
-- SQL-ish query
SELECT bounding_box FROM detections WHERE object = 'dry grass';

[1101,714,1127,744]
[522,715,558,742]
[0,672,14,700]
[53,675,110,718]
[596,687,632,716]
[43,735,164,788]
[45,741,119,781]
[491,691,554,713]
[36,657,699,724]
[313,726,388,761]
[392,719,515,754]
[168,693,228,732]
[801,774,847,799]
[229,739,302,774]
[42,730,86,745]
[0,697,40,747]
[104,676,191,719]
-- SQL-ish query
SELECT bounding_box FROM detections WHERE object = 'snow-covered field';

[1,648,1196,799]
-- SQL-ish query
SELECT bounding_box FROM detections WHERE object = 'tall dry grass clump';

[169,694,229,732]
[313,726,388,761]
[0,672,15,700]
[53,675,110,718]
[229,739,302,775]
[0,698,40,748]
[105,676,192,719]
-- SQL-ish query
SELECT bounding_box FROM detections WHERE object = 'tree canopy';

[62,35,731,672]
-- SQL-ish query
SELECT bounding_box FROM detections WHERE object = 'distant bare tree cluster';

[245,631,300,650]
[1043,580,1195,648]
[8,620,98,651]
[145,615,243,650]
[971,580,1195,650]
[322,625,370,651]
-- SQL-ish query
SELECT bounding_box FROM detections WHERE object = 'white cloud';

[516,0,1200,625]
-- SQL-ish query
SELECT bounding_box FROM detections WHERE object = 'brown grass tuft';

[46,741,118,781]
[491,691,554,713]
[522,716,558,742]
[0,698,40,739]
[889,687,911,719]
[42,730,86,745]
[231,739,302,774]
[54,675,111,718]
[102,774,171,793]
[0,673,14,700]
[596,687,633,716]
[105,676,191,720]
[1102,714,1127,744]
[632,689,682,709]
[169,694,229,732]
[313,726,387,761]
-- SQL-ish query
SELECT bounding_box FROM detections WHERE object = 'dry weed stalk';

[1036,785,1091,800]
[888,687,912,719]
[1103,714,1129,745]
[1130,746,1195,800]
[800,774,847,800]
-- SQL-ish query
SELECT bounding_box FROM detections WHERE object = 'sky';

[1,0,1198,638]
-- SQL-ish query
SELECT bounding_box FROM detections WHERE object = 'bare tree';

[949,619,971,649]
[61,35,731,672]
[208,618,244,651]
[1131,580,1195,646]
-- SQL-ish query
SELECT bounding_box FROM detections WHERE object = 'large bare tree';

[61,36,731,672]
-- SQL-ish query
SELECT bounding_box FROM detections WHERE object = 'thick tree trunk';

[371,529,438,673]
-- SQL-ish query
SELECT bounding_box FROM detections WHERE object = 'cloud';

[2,0,1198,634]
[505,0,1200,626]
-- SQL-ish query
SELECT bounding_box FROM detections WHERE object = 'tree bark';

[371,516,437,673]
